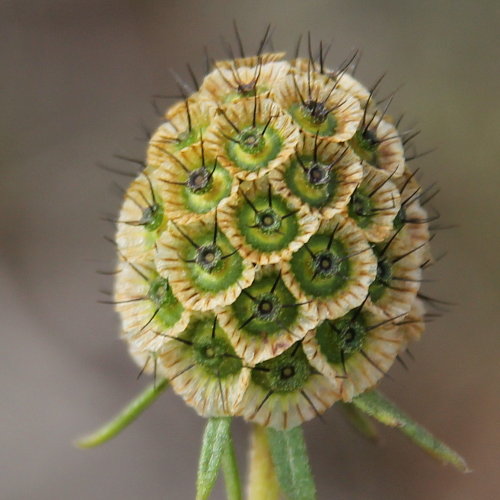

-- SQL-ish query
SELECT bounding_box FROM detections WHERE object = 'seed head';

[113,48,434,430]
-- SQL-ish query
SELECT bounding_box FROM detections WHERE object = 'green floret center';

[237,192,299,253]
[141,202,164,232]
[147,276,184,329]
[348,188,374,228]
[368,244,393,302]
[181,228,244,293]
[251,345,312,393]
[288,102,337,136]
[315,311,368,365]
[284,155,338,208]
[349,129,379,166]
[231,274,298,336]
[226,124,282,172]
[186,318,242,378]
[182,160,232,215]
[290,233,351,297]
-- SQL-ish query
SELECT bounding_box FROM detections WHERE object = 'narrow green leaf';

[221,431,242,500]
[75,378,168,448]
[266,426,317,500]
[352,390,470,472]
[339,401,379,442]
[196,417,232,500]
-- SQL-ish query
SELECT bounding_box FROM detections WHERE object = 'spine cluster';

[114,50,433,429]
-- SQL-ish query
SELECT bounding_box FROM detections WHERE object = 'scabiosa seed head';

[113,42,437,430]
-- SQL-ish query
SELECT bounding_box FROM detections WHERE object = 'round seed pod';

[346,166,401,243]
[303,308,405,402]
[282,215,377,321]
[157,314,250,417]
[115,172,167,264]
[156,141,238,224]
[218,265,317,365]
[236,343,341,429]
[273,72,362,142]
[218,176,319,265]
[349,115,405,177]
[393,167,433,266]
[114,260,190,352]
[366,229,422,318]
[199,60,289,103]
[204,96,300,181]
[146,97,216,168]
[269,134,363,218]
[155,218,255,311]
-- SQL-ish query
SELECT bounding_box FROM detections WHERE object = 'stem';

[196,417,232,500]
[222,432,242,500]
[247,424,280,500]
[75,378,168,448]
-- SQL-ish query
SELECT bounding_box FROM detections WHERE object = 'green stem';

[75,378,168,448]
[221,432,242,500]
[196,417,232,500]
[247,424,280,500]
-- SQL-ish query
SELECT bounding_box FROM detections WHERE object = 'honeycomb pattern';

[114,52,432,429]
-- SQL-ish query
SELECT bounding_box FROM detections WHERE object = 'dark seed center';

[187,167,210,192]
[281,366,295,379]
[238,81,256,95]
[196,244,222,271]
[258,299,274,314]
[304,100,329,123]
[256,209,281,233]
[314,251,338,277]
[308,163,330,186]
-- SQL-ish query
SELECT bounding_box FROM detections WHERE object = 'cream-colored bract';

[218,176,320,265]
[204,97,300,181]
[155,142,239,225]
[345,165,401,243]
[268,135,363,219]
[236,368,341,430]
[155,219,255,311]
[115,173,166,264]
[282,215,378,321]
[273,72,362,143]
[303,311,406,402]
[218,265,318,365]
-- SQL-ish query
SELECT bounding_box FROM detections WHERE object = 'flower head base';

[114,47,436,430]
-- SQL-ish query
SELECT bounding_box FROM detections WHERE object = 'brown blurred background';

[1,1,499,499]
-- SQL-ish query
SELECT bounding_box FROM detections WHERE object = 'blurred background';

[1,0,499,498]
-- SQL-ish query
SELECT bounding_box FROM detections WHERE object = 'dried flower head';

[78,29,468,500]
[112,40,439,432]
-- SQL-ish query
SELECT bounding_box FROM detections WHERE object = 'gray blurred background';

[1,1,499,499]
